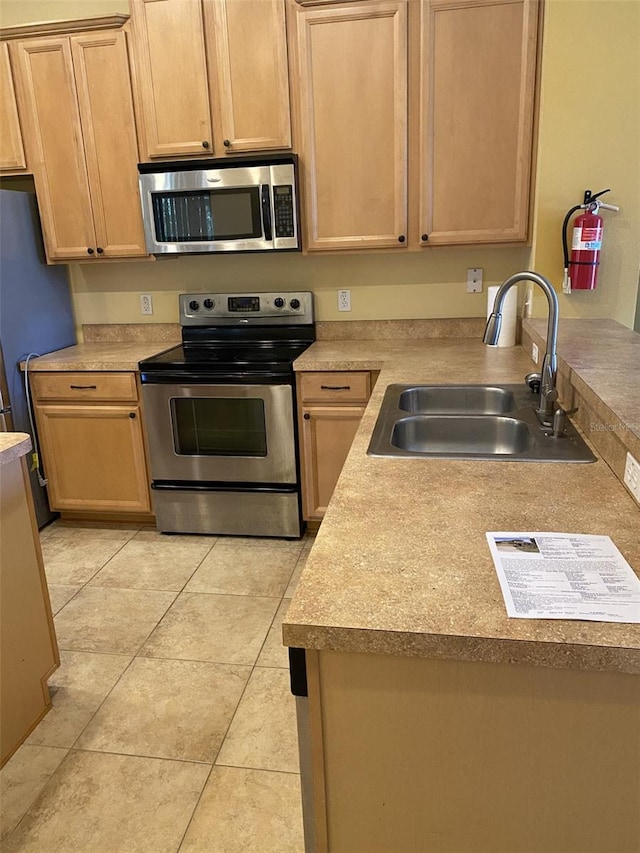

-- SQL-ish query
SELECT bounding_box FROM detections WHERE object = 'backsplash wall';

[69,246,532,335]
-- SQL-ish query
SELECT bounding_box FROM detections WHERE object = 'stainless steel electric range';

[138,292,315,538]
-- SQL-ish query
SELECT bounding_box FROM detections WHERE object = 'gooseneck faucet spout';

[483,271,559,422]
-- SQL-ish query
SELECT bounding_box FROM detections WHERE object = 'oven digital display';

[228,296,260,313]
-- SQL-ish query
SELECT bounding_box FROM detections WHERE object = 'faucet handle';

[552,405,578,438]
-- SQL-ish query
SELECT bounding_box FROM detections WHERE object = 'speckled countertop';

[0,433,32,465]
[22,342,177,372]
[284,324,640,674]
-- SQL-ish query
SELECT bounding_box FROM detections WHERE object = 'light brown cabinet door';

[130,0,214,158]
[205,0,291,153]
[296,1,408,250]
[0,42,27,172]
[420,0,539,244]
[70,31,148,258]
[301,405,365,520]
[35,403,151,513]
[10,37,96,260]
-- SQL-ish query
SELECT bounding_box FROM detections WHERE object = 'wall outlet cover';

[140,294,153,315]
[623,452,640,503]
[532,342,539,364]
[338,289,351,312]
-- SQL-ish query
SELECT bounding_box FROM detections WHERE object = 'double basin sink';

[367,384,596,462]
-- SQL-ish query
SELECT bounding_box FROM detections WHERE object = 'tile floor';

[1,521,313,852]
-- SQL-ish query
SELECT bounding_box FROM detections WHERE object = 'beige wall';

[529,0,640,327]
[3,0,639,331]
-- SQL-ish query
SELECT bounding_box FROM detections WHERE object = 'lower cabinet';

[298,371,373,521]
[31,371,151,514]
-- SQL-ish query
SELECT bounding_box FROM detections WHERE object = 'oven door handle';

[261,184,273,242]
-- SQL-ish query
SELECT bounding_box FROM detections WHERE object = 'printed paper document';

[486,532,640,623]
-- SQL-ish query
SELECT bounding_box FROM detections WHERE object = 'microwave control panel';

[273,186,295,238]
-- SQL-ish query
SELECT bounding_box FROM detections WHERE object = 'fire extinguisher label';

[572,226,602,251]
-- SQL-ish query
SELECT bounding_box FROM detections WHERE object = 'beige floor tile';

[185,544,298,597]
[0,745,68,843]
[214,536,306,554]
[141,592,279,665]
[45,522,140,541]
[257,599,292,668]
[38,522,57,542]
[46,584,81,615]
[180,766,304,853]
[76,657,250,763]
[89,538,213,591]
[41,537,126,585]
[216,667,299,773]
[27,651,132,749]
[285,551,309,598]
[133,529,218,545]
[4,750,209,853]
[54,587,176,654]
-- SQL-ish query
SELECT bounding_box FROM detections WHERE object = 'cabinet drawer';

[300,372,370,404]
[30,372,138,402]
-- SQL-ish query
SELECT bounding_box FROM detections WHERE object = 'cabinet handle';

[398,235,406,243]
[96,247,104,254]
[303,413,310,420]
[70,384,97,390]
[223,139,231,148]
[320,385,351,391]
[129,412,136,419]
[87,247,94,255]
[421,233,429,242]
[202,140,210,149]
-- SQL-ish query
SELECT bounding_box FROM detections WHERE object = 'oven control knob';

[289,298,300,310]
[274,297,285,309]
[203,298,214,310]
[189,300,200,311]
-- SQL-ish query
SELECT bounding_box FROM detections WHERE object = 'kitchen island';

[284,320,640,852]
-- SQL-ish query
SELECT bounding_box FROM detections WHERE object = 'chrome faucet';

[484,271,559,423]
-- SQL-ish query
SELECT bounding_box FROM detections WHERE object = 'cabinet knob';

[96,247,104,254]
[223,139,231,148]
[202,140,210,149]
[398,235,406,243]
[87,247,94,255]
[129,412,136,419]
[303,413,310,420]
[421,234,429,242]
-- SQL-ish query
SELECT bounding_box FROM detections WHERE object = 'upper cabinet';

[293,0,540,251]
[130,0,292,159]
[420,0,539,245]
[295,2,408,251]
[10,28,147,261]
[0,41,27,173]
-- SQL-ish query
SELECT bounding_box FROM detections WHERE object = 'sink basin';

[367,384,596,463]
[399,385,516,415]
[391,415,531,456]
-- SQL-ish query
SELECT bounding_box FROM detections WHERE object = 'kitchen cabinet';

[10,29,147,262]
[1,448,59,767]
[295,1,408,251]
[419,0,539,244]
[31,372,151,515]
[130,0,291,159]
[0,41,27,173]
[298,371,373,520]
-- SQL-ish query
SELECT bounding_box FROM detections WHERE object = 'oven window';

[171,397,267,456]
[151,188,262,242]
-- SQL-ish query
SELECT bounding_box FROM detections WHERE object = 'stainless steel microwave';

[137,154,300,255]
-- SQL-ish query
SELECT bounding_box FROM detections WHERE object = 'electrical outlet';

[531,342,539,364]
[140,294,153,315]
[466,268,483,293]
[623,452,640,503]
[338,289,351,312]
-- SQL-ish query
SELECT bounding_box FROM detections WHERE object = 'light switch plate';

[532,342,539,364]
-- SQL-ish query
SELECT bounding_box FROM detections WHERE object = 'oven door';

[142,382,297,484]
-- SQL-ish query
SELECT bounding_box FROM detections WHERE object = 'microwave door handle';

[260,185,273,242]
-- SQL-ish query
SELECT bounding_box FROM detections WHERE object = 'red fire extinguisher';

[562,189,619,293]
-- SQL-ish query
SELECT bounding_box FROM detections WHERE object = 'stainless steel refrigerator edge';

[0,189,76,527]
